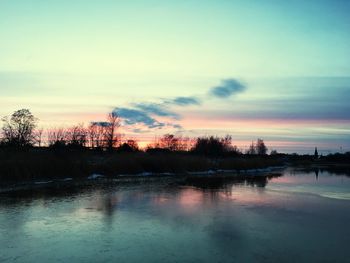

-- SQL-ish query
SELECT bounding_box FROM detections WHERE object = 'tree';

[104,112,120,151]
[256,138,268,155]
[88,112,121,150]
[246,141,256,155]
[160,134,180,151]
[1,109,37,147]
[192,136,231,156]
[35,128,44,147]
[270,149,278,155]
[88,123,105,149]
[66,124,87,148]
[118,139,139,152]
[48,128,68,148]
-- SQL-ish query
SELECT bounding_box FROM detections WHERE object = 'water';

[1,168,349,262]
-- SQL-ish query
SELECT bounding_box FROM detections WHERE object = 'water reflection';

[297,166,350,177]
[315,168,319,180]
[184,173,282,190]
[0,169,350,262]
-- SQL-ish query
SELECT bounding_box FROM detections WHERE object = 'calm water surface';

[1,168,349,262]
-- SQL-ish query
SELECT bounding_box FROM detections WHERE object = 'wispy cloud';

[167,96,201,106]
[114,107,182,130]
[116,96,202,131]
[113,78,247,132]
[114,108,165,128]
[133,102,179,119]
[210,79,246,98]
[91,121,112,127]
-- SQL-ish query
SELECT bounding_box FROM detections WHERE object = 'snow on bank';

[61,178,73,181]
[87,174,104,180]
[118,172,176,177]
[116,166,285,178]
[188,166,286,176]
[188,170,216,175]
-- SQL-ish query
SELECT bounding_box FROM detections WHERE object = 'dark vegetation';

[0,109,349,184]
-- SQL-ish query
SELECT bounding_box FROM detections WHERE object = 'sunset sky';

[1,0,349,153]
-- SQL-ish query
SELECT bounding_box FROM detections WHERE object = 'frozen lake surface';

[1,168,349,262]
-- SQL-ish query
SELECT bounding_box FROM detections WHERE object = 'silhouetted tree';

[192,136,232,156]
[48,128,68,148]
[118,139,139,152]
[178,136,194,151]
[35,128,44,147]
[160,134,180,151]
[88,123,106,149]
[270,149,278,155]
[222,135,232,150]
[105,112,120,151]
[148,135,194,152]
[246,141,256,155]
[1,109,37,147]
[230,145,242,155]
[66,124,87,148]
[88,112,121,150]
[256,138,268,155]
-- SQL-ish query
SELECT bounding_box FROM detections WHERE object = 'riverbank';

[0,148,283,183]
[1,148,349,191]
[0,166,286,194]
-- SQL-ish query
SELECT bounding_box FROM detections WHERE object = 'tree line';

[0,109,268,155]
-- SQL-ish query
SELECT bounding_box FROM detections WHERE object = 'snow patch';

[136,172,153,176]
[61,178,73,181]
[88,174,104,180]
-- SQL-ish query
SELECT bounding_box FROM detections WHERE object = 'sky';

[0,0,350,153]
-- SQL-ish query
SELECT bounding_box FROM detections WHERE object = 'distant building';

[314,147,319,158]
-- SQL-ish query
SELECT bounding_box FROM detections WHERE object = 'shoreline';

[0,166,286,194]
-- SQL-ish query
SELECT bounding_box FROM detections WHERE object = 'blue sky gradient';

[0,0,349,153]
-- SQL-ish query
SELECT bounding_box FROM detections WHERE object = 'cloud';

[172,124,183,129]
[132,128,149,133]
[133,103,179,118]
[111,78,245,131]
[168,96,201,106]
[120,96,200,130]
[210,79,246,98]
[114,108,165,128]
[91,121,112,127]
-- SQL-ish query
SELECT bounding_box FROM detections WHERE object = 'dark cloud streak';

[169,96,201,106]
[112,78,246,132]
[133,103,179,118]
[210,79,246,98]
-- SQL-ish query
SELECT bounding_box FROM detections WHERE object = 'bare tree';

[256,138,268,155]
[88,123,106,149]
[231,145,242,155]
[48,128,68,147]
[246,141,256,155]
[160,134,179,151]
[270,149,278,155]
[222,135,233,151]
[177,136,193,151]
[88,123,98,148]
[104,112,120,151]
[35,128,44,147]
[66,124,87,147]
[1,109,37,147]
[118,139,139,152]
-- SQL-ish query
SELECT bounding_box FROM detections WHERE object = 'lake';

[1,168,349,262]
